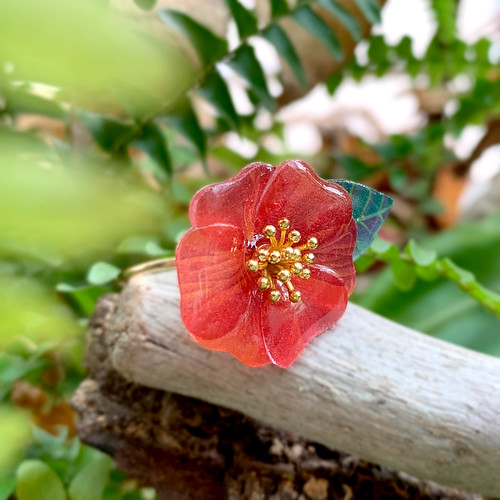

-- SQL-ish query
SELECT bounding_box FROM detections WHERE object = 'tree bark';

[73,271,500,499]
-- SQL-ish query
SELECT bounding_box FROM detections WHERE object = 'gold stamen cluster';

[247,218,319,303]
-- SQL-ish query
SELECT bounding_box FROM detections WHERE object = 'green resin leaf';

[334,179,393,260]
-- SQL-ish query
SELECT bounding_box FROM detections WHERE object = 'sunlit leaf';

[334,180,393,260]
[224,0,258,39]
[197,69,239,129]
[87,262,121,286]
[0,408,31,477]
[316,0,362,41]
[228,44,274,111]
[158,9,228,68]
[133,0,157,11]
[16,460,66,500]
[263,25,307,87]
[0,0,191,114]
[406,240,437,267]
[291,5,343,61]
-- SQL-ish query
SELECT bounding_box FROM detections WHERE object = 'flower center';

[246,218,318,303]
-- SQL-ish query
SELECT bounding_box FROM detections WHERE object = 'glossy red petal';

[260,265,348,368]
[254,159,352,244]
[194,294,271,367]
[189,162,274,238]
[314,217,357,295]
[176,224,253,340]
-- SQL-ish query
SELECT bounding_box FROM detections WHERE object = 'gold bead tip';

[268,250,281,263]
[270,290,281,303]
[247,260,259,272]
[264,225,277,238]
[292,262,304,275]
[258,277,271,290]
[278,218,290,230]
[290,290,302,303]
[307,237,318,249]
[277,270,291,283]
[282,247,295,260]
[300,268,311,280]
[288,230,301,243]
[258,248,269,262]
[293,248,301,260]
[303,253,315,264]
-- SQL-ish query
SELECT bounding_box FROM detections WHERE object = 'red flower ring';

[176,160,357,368]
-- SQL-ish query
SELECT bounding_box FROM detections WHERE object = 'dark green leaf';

[316,0,362,41]
[326,72,342,95]
[69,453,112,500]
[270,0,289,18]
[16,460,66,500]
[353,0,381,24]
[162,98,206,158]
[157,9,228,67]
[79,111,134,153]
[87,262,121,286]
[197,69,239,129]
[133,0,157,11]
[5,88,65,119]
[131,122,171,174]
[263,24,307,87]
[0,353,45,383]
[291,5,343,61]
[224,0,258,39]
[334,180,393,260]
[228,44,274,111]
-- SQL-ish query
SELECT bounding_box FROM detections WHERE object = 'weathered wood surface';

[93,271,500,497]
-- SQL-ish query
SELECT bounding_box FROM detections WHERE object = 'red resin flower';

[176,160,357,368]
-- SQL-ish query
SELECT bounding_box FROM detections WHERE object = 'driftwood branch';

[75,271,500,498]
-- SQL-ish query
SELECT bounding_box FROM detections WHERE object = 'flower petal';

[314,217,357,295]
[194,294,271,367]
[176,224,253,340]
[189,162,274,238]
[260,265,348,368]
[254,160,353,243]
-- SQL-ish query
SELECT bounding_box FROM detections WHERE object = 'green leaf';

[79,111,134,153]
[224,0,258,39]
[263,24,307,87]
[316,0,362,41]
[391,259,417,291]
[326,72,342,95]
[131,122,171,174]
[16,460,66,500]
[133,0,157,11]
[353,0,381,24]
[69,453,112,500]
[335,180,393,260]
[406,239,437,267]
[270,0,289,18]
[157,10,228,68]
[87,262,121,286]
[5,87,65,119]
[291,5,343,61]
[197,69,239,129]
[0,476,16,500]
[228,44,274,111]
[0,353,45,383]
[162,98,206,158]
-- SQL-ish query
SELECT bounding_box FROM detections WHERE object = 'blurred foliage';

[1,0,500,498]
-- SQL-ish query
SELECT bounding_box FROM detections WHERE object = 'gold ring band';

[119,257,176,282]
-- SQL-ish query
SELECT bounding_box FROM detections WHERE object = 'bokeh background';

[1,0,500,498]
